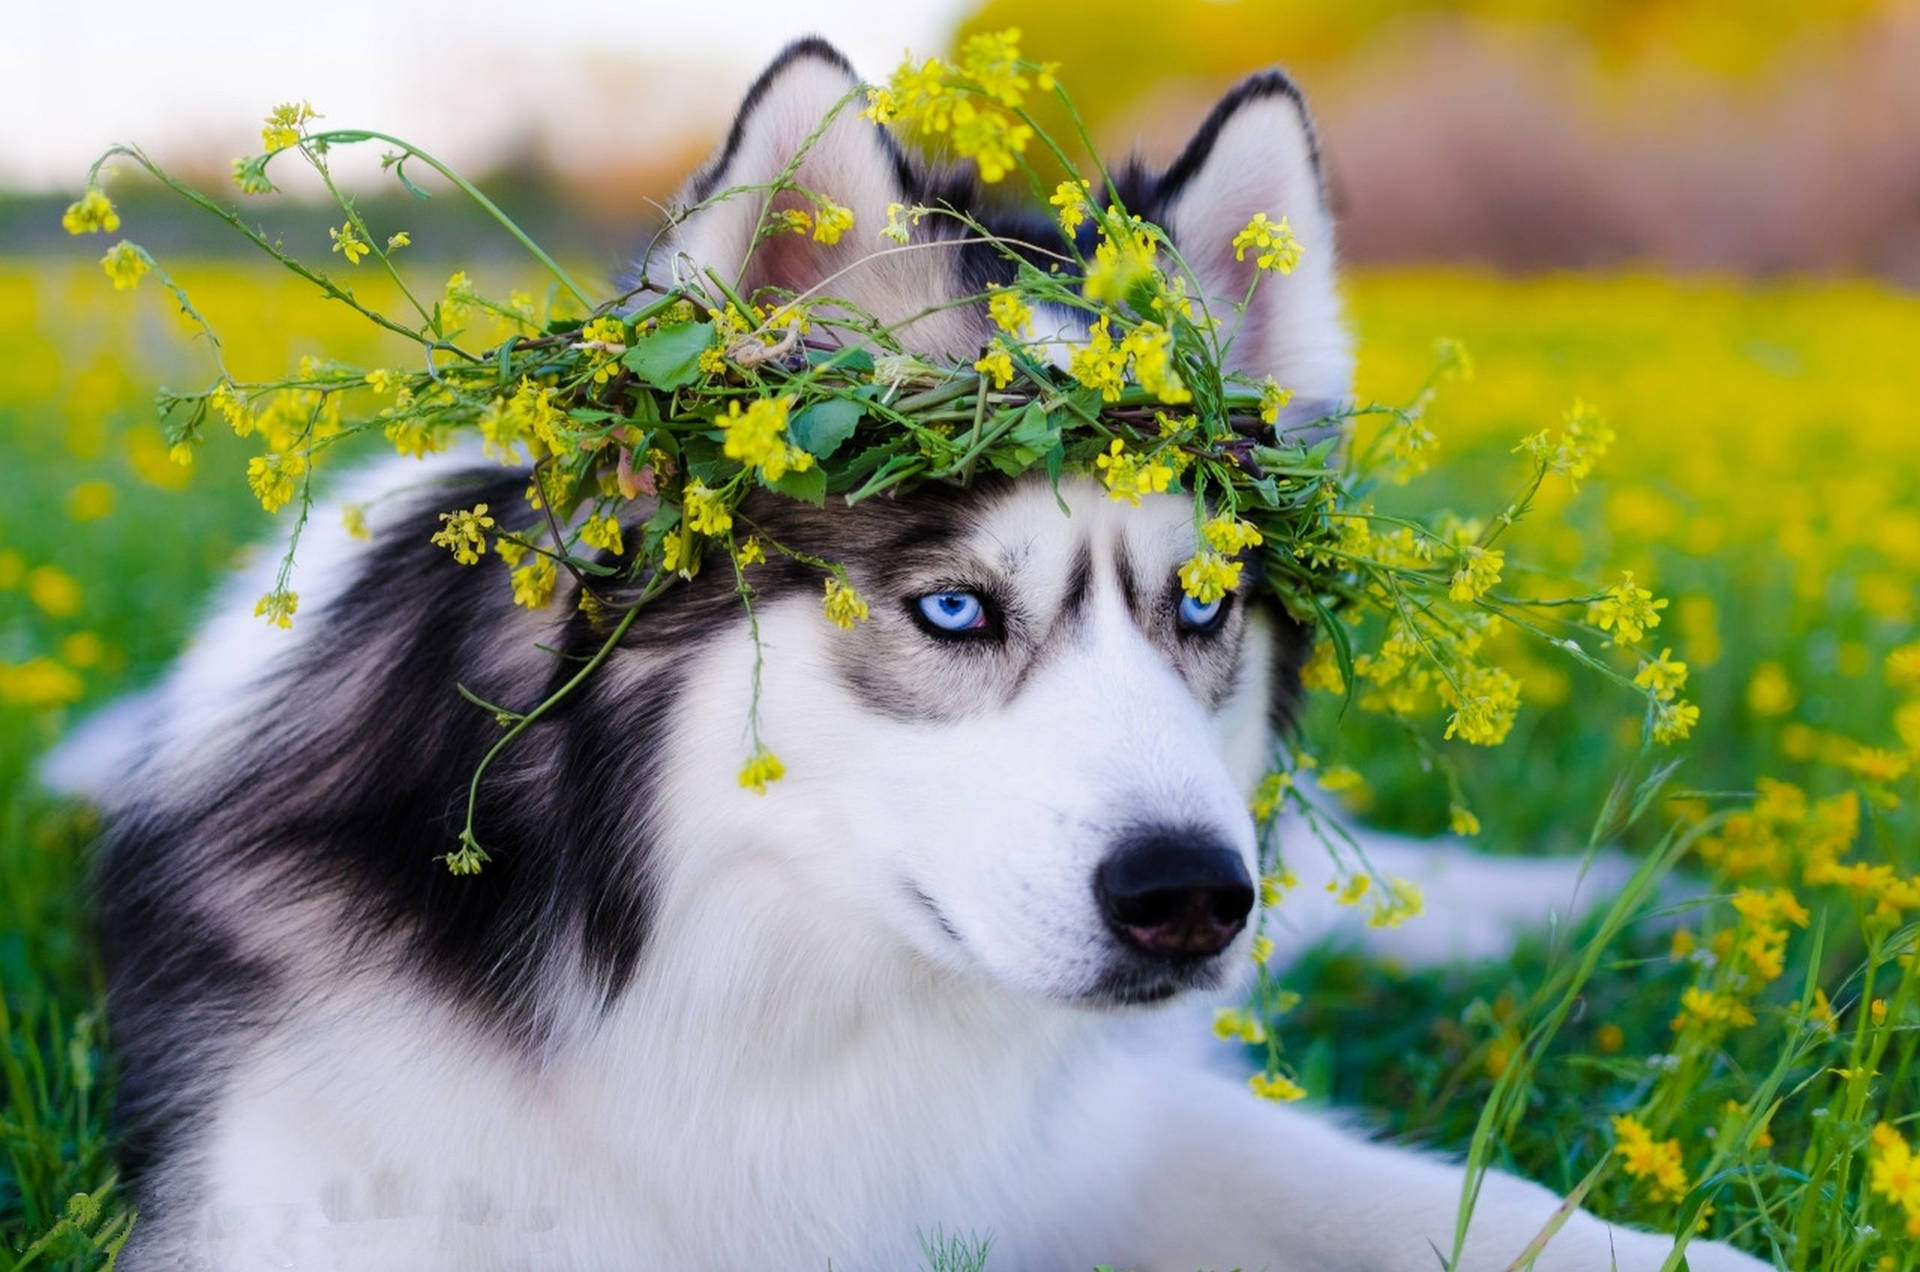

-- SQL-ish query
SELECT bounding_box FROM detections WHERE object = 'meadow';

[1,258,1915,1269]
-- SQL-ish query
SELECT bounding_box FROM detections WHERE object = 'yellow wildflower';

[1652,698,1701,744]
[1447,545,1504,603]
[1330,873,1371,906]
[879,201,912,245]
[988,289,1031,336]
[1179,551,1242,604]
[1083,217,1157,306]
[811,199,854,244]
[1120,321,1189,404]
[578,514,625,557]
[720,396,810,481]
[1441,665,1522,746]
[683,482,733,536]
[579,315,627,385]
[430,504,495,565]
[1611,1114,1690,1204]
[1094,439,1173,506]
[1868,1123,1920,1237]
[65,481,115,522]
[62,187,120,235]
[261,101,317,151]
[246,451,307,513]
[1050,179,1091,234]
[511,557,557,609]
[823,576,869,629]
[341,504,370,541]
[1633,648,1689,701]
[100,242,148,290]
[1258,377,1293,425]
[1230,212,1303,273]
[974,342,1015,389]
[329,222,370,265]
[1202,516,1264,555]
[1886,641,1920,690]
[738,748,786,795]
[1249,1072,1307,1103]
[662,528,701,580]
[733,536,766,567]
[26,567,82,619]
[1449,804,1481,836]
[1067,316,1129,401]
[1587,571,1668,645]
[253,589,299,629]
[1211,1007,1266,1045]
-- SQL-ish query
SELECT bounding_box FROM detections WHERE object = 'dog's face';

[632,41,1350,1008]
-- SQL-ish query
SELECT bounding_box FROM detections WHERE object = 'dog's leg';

[1065,1058,1765,1272]
[1260,802,1640,971]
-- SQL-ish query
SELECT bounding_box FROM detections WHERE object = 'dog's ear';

[656,39,977,359]
[1152,72,1351,419]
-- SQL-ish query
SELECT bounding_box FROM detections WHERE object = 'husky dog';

[48,39,1767,1272]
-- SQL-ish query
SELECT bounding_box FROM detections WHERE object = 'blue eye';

[1178,592,1227,631]
[916,590,988,633]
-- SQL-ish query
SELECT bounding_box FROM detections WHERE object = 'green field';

[2,261,1917,1267]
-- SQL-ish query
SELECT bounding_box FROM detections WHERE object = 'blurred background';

[8,0,1920,276]
[2,3,1918,1260]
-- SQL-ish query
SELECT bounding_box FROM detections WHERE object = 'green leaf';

[769,463,828,507]
[620,320,714,390]
[789,398,864,461]
[1009,401,1058,450]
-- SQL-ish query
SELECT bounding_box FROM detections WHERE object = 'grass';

[1,261,1916,1268]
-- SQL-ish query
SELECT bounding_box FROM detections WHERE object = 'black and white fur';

[47,40,1765,1271]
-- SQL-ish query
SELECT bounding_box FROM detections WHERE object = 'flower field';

[1,258,1915,1267]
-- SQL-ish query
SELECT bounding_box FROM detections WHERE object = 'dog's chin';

[1069,951,1237,1010]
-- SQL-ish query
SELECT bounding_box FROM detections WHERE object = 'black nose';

[1095,832,1254,959]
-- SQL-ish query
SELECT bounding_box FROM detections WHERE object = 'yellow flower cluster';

[987,288,1030,337]
[261,101,318,152]
[1870,1123,1920,1237]
[328,222,370,266]
[61,188,120,236]
[737,748,786,795]
[100,242,147,291]
[578,316,627,385]
[1094,438,1174,508]
[429,504,495,565]
[1587,570,1669,646]
[1067,316,1188,404]
[245,451,307,514]
[682,482,733,536]
[1439,663,1523,747]
[864,28,1047,183]
[720,396,813,482]
[1611,1114,1691,1204]
[1231,212,1304,274]
[1517,398,1616,489]
[822,576,869,630]
[1447,544,1504,603]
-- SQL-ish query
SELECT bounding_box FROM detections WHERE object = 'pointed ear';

[1153,72,1351,419]
[655,39,978,359]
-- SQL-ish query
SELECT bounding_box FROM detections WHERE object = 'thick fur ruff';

[48,39,1766,1272]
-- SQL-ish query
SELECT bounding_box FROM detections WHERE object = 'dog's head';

[619,41,1350,1009]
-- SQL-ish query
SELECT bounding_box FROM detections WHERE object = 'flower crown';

[67,32,1693,886]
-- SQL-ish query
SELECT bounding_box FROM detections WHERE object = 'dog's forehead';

[965,479,1196,580]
